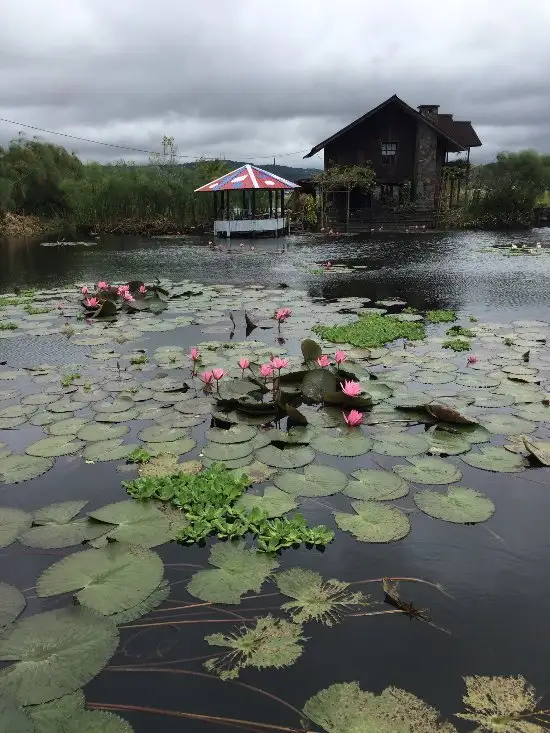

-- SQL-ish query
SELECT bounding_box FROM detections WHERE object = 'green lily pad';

[230,461,278,484]
[82,440,140,462]
[236,486,298,517]
[174,397,213,415]
[481,414,537,435]
[473,393,515,408]
[36,543,164,615]
[0,583,26,627]
[109,579,171,625]
[26,436,83,458]
[415,371,456,385]
[301,369,338,402]
[334,501,410,543]
[201,441,254,461]
[93,398,136,413]
[296,405,343,427]
[21,393,55,406]
[137,426,189,443]
[274,464,348,497]
[48,398,87,413]
[0,606,118,705]
[95,409,139,423]
[438,423,491,444]
[344,469,409,500]
[27,691,134,732]
[372,431,429,457]
[255,444,316,469]
[46,417,90,436]
[87,500,175,547]
[77,423,130,441]
[513,403,550,421]
[462,446,527,473]
[427,428,472,456]
[311,428,373,457]
[144,438,196,456]
[206,425,258,444]
[20,501,108,549]
[0,696,34,732]
[393,457,462,484]
[414,486,495,524]
[521,437,550,466]
[187,541,278,604]
[0,508,32,547]
[0,455,54,483]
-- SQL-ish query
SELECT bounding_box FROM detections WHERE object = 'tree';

[313,164,376,232]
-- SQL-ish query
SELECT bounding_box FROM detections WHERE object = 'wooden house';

[303,94,481,228]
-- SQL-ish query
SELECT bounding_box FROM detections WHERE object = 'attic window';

[381,142,398,164]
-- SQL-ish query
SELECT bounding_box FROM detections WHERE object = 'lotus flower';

[85,297,99,308]
[97,281,109,290]
[317,355,331,368]
[212,368,226,381]
[341,380,362,397]
[189,347,201,362]
[81,285,89,295]
[122,291,134,302]
[467,355,478,365]
[343,409,363,427]
[117,285,130,295]
[238,357,250,377]
[335,350,347,365]
[139,284,147,294]
[200,371,214,385]
[259,363,274,379]
[270,356,289,371]
[274,308,292,330]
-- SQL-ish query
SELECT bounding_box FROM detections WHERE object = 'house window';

[381,142,398,164]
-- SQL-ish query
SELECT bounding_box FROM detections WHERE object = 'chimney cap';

[439,113,453,118]
[418,104,440,111]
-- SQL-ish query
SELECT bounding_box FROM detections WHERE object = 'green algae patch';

[312,314,425,349]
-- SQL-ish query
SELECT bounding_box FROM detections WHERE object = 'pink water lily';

[200,371,214,385]
[139,284,147,294]
[212,368,226,381]
[85,297,99,308]
[238,357,251,377]
[122,291,135,302]
[335,350,347,365]
[259,363,274,379]
[81,285,89,295]
[274,308,292,330]
[117,285,130,295]
[270,356,289,371]
[324,261,332,269]
[189,347,201,362]
[317,355,331,368]
[97,281,109,290]
[343,409,363,427]
[341,380,362,397]
[467,355,478,365]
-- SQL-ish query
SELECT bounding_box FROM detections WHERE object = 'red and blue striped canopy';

[195,164,300,192]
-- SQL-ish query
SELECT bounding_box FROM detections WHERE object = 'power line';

[0,116,312,162]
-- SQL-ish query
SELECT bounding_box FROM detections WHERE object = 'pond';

[0,229,550,733]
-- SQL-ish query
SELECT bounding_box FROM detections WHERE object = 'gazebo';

[195,163,300,238]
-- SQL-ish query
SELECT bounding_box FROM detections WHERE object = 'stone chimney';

[439,113,453,120]
[417,104,440,124]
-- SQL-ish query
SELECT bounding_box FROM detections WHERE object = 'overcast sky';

[1,0,549,169]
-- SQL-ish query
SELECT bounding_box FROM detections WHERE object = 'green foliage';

[123,463,333,551]
[446,326,475,338]
[0,322,17,330]
[313,314,425,349]
[126,448,152,464]
[60,373,80,388]
[129,354,148,365]
[442,338,471,352]
[23,304,51,315]
[314,164,376,192]
[426,310,457,323]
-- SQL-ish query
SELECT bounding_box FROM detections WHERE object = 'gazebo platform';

[195,163,299,238]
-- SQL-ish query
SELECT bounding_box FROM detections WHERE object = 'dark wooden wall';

[324,103,418,184]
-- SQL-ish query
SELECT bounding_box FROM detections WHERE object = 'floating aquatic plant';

[313,314,426,348]
[204,615,306,680]
[414,486,495,524]
[442,338,471,352]
[426,310,457,323]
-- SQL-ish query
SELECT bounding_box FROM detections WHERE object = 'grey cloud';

[1,0,549,167]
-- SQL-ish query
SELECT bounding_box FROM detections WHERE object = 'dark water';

[1,231,550,731]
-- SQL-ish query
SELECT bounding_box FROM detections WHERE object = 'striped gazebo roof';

[195,164,300,192]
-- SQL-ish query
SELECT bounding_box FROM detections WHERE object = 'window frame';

[381,141,398,165]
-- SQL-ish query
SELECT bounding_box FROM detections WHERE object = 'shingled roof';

[304,95,481,158]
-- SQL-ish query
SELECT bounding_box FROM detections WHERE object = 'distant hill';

[183,160,320,182]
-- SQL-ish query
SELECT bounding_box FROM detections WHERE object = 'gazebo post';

[269,190,273,218]
[242,190,246,216]
[281,190,285,234]
[251,189,256,219]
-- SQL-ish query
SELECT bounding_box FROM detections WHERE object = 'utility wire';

[0,116,312,162]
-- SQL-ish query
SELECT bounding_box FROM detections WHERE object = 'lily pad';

[462,446,527,473]
[76,423,130,441]
[230,461,278,484]
[29,692,134,733]
[521,437,550,466]
[236,486,298,517]
[46,417,90,436]
[137,425,190,443]
[372,431,429,457]
[311,428,373,457]
[0,696,34,732]
[255,444,316,468]
[26,436,83,458]
[513,403,550,421]
[438,423,491,445]
[96,409,139,423]
[144,438,196,456]
[109,579,171,625]
[36,543,164,615]
[427,428,472,456]
[20,501,108,549]
[274,464,348,497]
[0,455,54,483]
[0,606,118,705]
[0,583,26,627]
[334,501,410,543]
[201,441,254,461]
[414,486,495,524]
[87,500,175,547]
[344,469,409,500]
[0,508,32,547]
[82,440,140,463]
[187,541,278,604]
[393,457,462,484]
[302,369,338,402]
[206,425,258,444]
[481,414,537,435]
